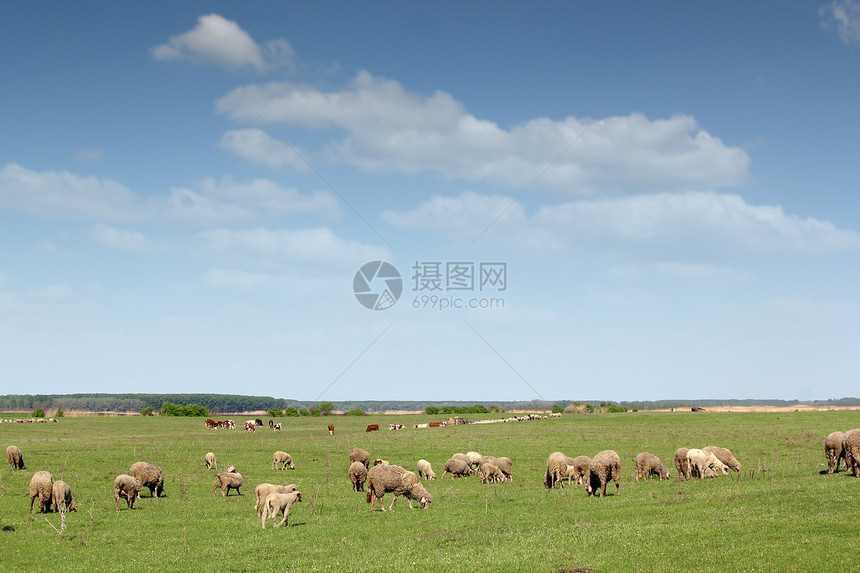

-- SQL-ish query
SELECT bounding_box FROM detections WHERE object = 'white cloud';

[89,224,152,253]
[197,227,388,264]
[0,163,338,224]
[74,149,103,162]
[216,71,750,193]
[218,129,310,170]
[821,0,860,44]
[202,268,333,295]
[151,13,295,72]
[385,191,860,256]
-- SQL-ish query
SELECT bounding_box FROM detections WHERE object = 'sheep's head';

[68,501,77,512]
[660,466,671,480]
[294,491,303,502]
[419,496,430,509]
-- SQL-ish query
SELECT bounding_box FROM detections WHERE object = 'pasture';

[1,410,858,572]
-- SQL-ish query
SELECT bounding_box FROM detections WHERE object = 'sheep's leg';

[276,509,289,527]
[388,495,398,511]
[261,505,268,529]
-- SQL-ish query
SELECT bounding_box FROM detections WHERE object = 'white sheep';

[686,448,729,479]
[417,459,436,480]
[254,483,299,516]
[261,490,302,529]
[272,451,295,470]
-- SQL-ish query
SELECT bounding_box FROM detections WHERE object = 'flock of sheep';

[5,423,859,530]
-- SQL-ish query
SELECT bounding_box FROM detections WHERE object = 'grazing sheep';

[703,446,741,473]
[6,445,24,470]
[844,428,860,477]
[441,458,473,479]
[686,449,729,479]
[365,464,432,511]
[417,459,436,480]
[566,456,591,487]
[634,452,671,481]
[674,448,691,479]
[29,471,54,517]
[349,461,368,492]
[128,462,165,498]
[254,483,299,516]
[544,452,568,489]
[452,453,472,467]
[213,471,244,496]
[51,480,77,513]
[272,451,295,470]
[484,456,513,481]
[374,459,390,466]
[466,451,482,467]
[261,491,302,529]
[824,431,847,474]
[349,448,371,469]
[205,452,217,471]
[113,474,140,510]
[585,450,621,497]
[479,462,505,484]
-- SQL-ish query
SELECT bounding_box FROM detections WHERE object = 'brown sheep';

[483,456,513,481]
[479,462,505,484]
[544,452,568,489]
[634,452,671,481]
[6,445,25,470]
[703,446,741,473]
[113,474,140,510]
[365,464,431,511]
[824,431,846,474]
[585,450,621,497]
[674,448,691,479]
[349,461,368,491]
[349,448,371,469]
[441,458,473,479]
[213,471,243,496]
[844,428,860,477]
[29,471,54,517]
[129,461,165,498]
[51,480,77,513]
[566,456,591,487]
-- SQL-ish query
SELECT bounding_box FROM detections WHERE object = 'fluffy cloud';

[218,129,310,170]
[821,0,860,44]
[384,191,860,256]
[197,227,389,264]
[0,164,339,224]
[151,14,295,72]
[216,71,750,193]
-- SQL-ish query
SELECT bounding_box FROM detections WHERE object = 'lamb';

[365,464,432,511]
[29,471,54,517]
[585,450,621,497]
[113,474,140,510]
[703,446,742,473]
[844,428,860,477]
[349,448,371,469]
[686,448,729,479]
[483,456,513,481]
[6,445,24,470]
[51,480,77,513]
[205,452,217,470]
[674,447,691,479]
[349,461,368,491]
[544,452,568,489]
[213,471,244,496]
[479,462,505,484]
[254,483,299,516]
[441,458,473,479]
[272,451,295,470]
[128,461,165,498]
[261,491,302,529]
[634,452,671,481]
[416,459,436,480]
[566,456,591,487]
[824,431,846,474]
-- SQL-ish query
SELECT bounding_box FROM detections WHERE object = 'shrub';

[32,408,46,418]
[551,405,564,414]
[55,405,64,417]
[140,406,154,416]
[345,408,366,416]
[268,408,283,417]
[299,408,309,417]
[425,406,439,415]
[310,408,321,417]
[159,402,208,417]
[319,401,334,416]
[284,407,299,417]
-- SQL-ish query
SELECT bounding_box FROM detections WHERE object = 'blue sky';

[2,2,859,402]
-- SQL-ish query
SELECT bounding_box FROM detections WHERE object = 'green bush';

[551,405,564,414]
[55,405,64,417]
[299,408,309,417]
[158,402,208,417]
[284,407,299,417]
[140,406,154,416]
[319,401,334,416]
[310,408,321,417]
[345,408,366,416]
[425,406,439,415]
[32,408,46,418]
[268,408,283,417]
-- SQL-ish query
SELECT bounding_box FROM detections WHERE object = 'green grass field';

[1,411,858,572]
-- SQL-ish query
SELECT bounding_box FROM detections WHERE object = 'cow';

[269,420,274,429]
[205,419,216,429]
[225,419,235,430]
[429,422,444,427]
[328,423,334,436]
[245,421,256,432]
[365,424,380,432]
[273,423,282,432]
[388,424,405,431]
[255,418,264,427]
